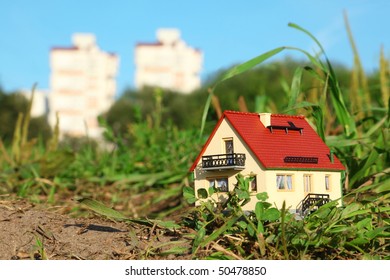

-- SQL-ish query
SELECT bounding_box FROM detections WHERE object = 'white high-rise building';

[49,34,118,139]
[135,29,203,94]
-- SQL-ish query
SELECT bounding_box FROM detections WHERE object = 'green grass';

[184,175,389,259]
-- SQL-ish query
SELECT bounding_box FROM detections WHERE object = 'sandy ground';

[0,198,192,260]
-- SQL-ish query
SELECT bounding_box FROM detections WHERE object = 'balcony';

[202,153,246,171]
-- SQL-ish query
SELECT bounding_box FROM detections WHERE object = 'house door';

[225,139,234,165]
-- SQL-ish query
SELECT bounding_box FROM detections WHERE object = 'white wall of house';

[193,118,266,209]
[193,118,343,212]
[263,170,342,210]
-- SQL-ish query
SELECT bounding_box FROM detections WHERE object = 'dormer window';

[267,121,303,134]
[224,138,234,154]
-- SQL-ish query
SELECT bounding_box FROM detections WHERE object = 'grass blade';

[21,83,36,147]
[380,46,389,108]
[199,88,213,140]
[11,113,23,164]
[199,215,240,247]
[77,197,127,221]
[288,23,357,138]
[77,198,181,230]
[215,47,285,87]
[287,66,303,113]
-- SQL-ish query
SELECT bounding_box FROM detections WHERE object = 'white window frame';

[250,176,257,192]
[208,177,228,192]
[223,138,234,154]
[303,174,312,193]
[276,174,293,191]
[325,174,331,191]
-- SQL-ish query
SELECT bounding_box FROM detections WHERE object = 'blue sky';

[1,0,389,97]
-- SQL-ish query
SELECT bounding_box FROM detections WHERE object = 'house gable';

[190,117,264,171]
[189,114,226,172]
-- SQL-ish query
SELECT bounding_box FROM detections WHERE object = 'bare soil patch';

[0,198,193,260]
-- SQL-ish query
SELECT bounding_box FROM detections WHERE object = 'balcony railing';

[296,193,330,217]
[202,153,246,170]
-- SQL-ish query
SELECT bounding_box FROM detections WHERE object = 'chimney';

[259,113,271,127]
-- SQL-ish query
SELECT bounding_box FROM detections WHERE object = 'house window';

[325,175,331,191]
[217,178,228,192]
[276,174,293,190]
[224,139,234,154]
[250,176,257,192]
[208,178,228,192]
[303,174,312,193]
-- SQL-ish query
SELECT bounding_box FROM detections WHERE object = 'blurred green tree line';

[104,57,384,139]
[0,57,385,144]
[0,88,51,144]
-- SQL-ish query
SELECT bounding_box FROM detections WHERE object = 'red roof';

[136,42,164,47]
[190,111,345,171]
[51,46,79,51]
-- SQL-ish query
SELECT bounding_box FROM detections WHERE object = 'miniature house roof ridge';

[271,114,305,119]
[222,110,258,116]
[222,110,305,117]
[223,110,306,121]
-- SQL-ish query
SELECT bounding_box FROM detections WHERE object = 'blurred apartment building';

[49,34,118,139]
[135,29,203,94]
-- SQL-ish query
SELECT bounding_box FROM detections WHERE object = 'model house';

[190,111,345,215]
